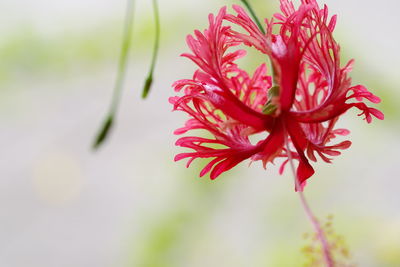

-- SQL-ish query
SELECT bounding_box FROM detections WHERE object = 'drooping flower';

[170,0,383,190]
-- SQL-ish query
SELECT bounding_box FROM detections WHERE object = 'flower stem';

[239,0,265,34]
[142,0,160,99]
[92,0,135,150]
[283,130,334,267]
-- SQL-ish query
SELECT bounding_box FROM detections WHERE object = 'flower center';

[263,85,280,115]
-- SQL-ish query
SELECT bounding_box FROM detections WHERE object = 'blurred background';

[0,0,399,266]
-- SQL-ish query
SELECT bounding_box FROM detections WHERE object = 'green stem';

[142,0,160,99]
[92,0,135,150]
[239,0,277,89]
[239,0,265,34]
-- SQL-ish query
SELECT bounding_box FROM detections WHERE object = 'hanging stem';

[239,0,280,86]
[283,127,334,267]
[92,0,135,149]
[142,0,160,98]
[239,0,265,34]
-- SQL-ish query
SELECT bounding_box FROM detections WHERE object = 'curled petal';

[285,118,315,190]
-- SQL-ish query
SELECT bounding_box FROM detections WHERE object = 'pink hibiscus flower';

[170,0,383,190]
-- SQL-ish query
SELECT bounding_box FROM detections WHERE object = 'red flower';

[170,0,383,190]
